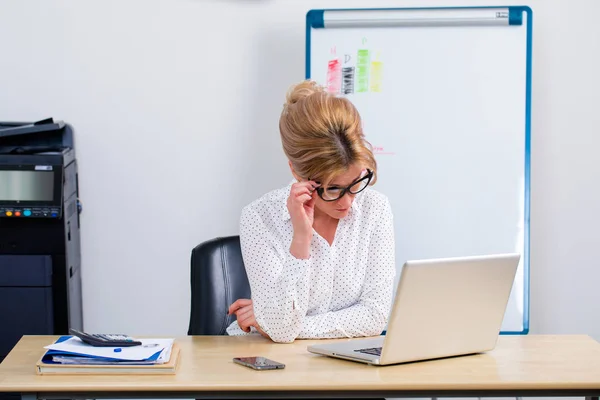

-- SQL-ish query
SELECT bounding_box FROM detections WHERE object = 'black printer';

[0,119,83,370]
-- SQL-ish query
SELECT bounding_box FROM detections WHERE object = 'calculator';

[69,329,142,347]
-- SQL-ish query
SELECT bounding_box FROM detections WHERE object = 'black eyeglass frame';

[313,169,374,202]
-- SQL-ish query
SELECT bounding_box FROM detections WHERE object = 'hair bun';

[285,80,325,106]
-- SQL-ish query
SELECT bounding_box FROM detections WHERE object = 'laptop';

[307,253,520,366]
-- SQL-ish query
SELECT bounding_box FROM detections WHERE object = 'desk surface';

[1,335,600,397]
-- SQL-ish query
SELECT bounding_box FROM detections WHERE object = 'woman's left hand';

[228,299,268,338]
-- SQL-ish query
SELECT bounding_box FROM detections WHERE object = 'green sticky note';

[356,49,370,93]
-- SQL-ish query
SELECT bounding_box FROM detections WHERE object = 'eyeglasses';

[313,169,373,202]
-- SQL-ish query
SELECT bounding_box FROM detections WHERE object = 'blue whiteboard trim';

[305,5,533,336]
[522,5,533,336]
[305,10,322,79]
[306,6,524,29]
[509,7,523,25]
[307,9,325,28]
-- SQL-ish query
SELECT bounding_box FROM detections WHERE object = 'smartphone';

[233,356,285,370]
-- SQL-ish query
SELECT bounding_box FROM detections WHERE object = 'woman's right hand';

[228,299,268,338]
[286,181,319,259]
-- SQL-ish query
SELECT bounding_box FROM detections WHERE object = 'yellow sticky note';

[370,61,383,93]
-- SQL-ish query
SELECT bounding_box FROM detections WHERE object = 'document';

[44,337,174,361]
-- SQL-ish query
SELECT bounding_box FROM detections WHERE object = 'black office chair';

[188,235,251,335]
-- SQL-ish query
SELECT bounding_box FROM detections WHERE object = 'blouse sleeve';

[239,206,314,343]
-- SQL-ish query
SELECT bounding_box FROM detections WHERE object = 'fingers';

[234,305,253,319]
[238,314,256,332]
[292,186,312,198]
[291,181,320,195]
[233,304,254,333]
[228,298,252,315]
[294,180,319,189]
[291,181,319,204]
[237,307,254,324]
[293,190,311,201]
[288,180,320,208]
[227,299,266,336]
[295,187,311,196]
[297,193,312,204]
[306,190,318,207]
[239,319,255,332]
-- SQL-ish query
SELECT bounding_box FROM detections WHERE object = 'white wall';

[0,0,599,341]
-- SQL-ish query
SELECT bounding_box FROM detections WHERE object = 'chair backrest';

[188,236,251,335]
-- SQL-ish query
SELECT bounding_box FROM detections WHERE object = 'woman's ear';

[288,160,302,182]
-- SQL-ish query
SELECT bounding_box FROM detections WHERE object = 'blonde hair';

[279,80,377,187]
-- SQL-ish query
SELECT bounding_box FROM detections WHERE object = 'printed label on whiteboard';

[342,67,355,94]
[35,165,53,171]
[341,53,355,95]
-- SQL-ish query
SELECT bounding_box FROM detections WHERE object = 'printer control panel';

[0,207,61,218]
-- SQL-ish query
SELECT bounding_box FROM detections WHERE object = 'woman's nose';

[338,193,354,208]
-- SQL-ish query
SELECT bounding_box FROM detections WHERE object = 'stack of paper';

[36,336,180,375]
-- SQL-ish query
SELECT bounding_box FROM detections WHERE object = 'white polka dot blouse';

[226,182,396,343]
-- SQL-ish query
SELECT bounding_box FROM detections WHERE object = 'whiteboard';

[307,6,532,334]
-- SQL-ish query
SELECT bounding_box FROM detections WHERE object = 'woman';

[226,80,395,343]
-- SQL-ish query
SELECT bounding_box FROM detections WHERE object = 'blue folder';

[41,336,163,365]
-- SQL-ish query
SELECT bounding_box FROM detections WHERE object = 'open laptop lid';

[378,253,520,365]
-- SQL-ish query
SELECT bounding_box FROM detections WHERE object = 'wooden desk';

[1,335,599,399]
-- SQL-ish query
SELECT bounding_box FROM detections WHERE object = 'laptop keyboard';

[354,347,382,356]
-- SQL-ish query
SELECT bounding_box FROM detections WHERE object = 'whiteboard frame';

[305,6,533,335]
